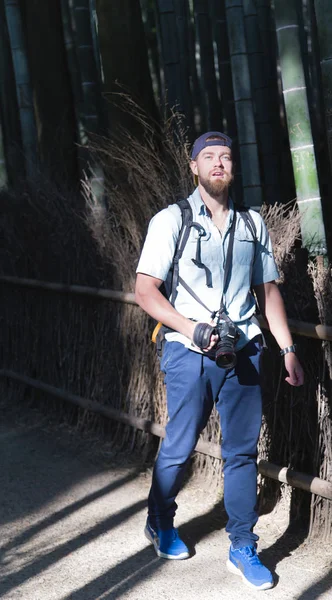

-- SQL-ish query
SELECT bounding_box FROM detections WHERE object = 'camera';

[215,320,240,369]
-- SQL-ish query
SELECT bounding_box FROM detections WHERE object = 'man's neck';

[198,184,229,217]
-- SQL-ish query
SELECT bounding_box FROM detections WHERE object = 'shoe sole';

[226,559,274,591]
[144,526,189,560]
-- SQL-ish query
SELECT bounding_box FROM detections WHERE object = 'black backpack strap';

[169,199,193,306]
[169,198,214,314]
[234,203,257,242]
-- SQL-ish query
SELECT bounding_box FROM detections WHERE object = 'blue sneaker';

[227,545,274,590]
[144,519,189,560]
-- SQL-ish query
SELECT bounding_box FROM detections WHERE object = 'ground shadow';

[296,568,332,600]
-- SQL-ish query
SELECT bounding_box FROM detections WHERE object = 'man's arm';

[135,273,218,350]
[253,281,304,387]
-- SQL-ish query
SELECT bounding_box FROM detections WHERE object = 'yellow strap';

[151,321,163,343]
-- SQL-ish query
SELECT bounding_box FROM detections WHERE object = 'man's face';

[190,144,234,197]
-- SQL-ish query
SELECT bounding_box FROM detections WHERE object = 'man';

[135,131,304,591]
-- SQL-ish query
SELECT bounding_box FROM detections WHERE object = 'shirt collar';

[192,187,235,224]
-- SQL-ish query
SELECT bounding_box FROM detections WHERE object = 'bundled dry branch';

[84,99,193,292]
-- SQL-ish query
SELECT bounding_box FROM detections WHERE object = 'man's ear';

[190,160,199,186]
[190,160,198,176]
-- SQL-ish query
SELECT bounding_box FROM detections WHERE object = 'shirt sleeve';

[251,213,280,286]
[136,205,181,281]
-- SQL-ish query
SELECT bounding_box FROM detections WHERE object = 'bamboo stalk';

[60,0,84,143]
[0,0,23,182]
[71,0,105,199]
[72,0,102,136]
[243,0,280,205]
[1,368,332,500]
[274,0,327,256]
[314,1,332,176]
[0,116,7,188]
[210,0,242,203]
[193,0,222,129]
[225,0,263,209]
[210,0,237,135]
[140,0,162,102]
[4,0,38,178]
[155,0,194,128]
[1,274,332,341]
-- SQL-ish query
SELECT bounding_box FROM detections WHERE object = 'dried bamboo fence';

[1,275,332,506]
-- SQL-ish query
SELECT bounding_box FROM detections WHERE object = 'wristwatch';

[280,344,297,356]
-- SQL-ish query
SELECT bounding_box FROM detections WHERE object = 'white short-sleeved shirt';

[137,187,279,351]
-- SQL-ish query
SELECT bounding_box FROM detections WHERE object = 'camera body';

[215,320,240,369]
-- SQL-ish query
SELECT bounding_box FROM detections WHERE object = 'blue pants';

[148,337,263,549]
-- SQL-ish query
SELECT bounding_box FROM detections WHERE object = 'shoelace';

[239,546,261,565]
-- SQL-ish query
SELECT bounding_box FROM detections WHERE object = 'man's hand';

[191,321,219,352]
[202,331,219,352]
[284,353,304,386]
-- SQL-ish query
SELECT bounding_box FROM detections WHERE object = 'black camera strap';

[218,210,237,323]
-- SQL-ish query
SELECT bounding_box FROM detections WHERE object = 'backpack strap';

[234,203,257,242]
[169,198,213,310]
[169,201,258,313]
[169,199,193,306]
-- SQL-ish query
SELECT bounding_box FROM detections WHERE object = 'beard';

[199,172,233,198]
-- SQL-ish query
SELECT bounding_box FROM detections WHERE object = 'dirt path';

[0,400,331,600]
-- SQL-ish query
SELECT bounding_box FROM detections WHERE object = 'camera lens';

[215,348,237,369]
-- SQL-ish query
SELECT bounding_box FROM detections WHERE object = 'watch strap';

[280,344,297,356]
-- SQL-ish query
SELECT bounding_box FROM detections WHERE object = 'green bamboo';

[140,0,162,102]
[225,0,262,209]
[193,0,222,129]
[60,0,84,144]
[0,117,8,188]
[4,0,38,178]
[71,0,105,199]
[0,0,23,182]
[210,0,236,135]
[274,0,327,255]
[243,0,280,205]
[89,0,103,83]
[187,0,203,133]
[95,0,158,136]
[155,0,194,128]
[21,0,78,182]
[314,1,332,178]
[71,0,103,137]
[210,0,242,203]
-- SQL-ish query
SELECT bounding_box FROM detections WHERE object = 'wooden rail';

[1,275,332,499]
[1,369,332,501]
[1,274,332,341]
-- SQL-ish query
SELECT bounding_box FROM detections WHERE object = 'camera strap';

[172,210,238,322]
[218,210,237,322]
